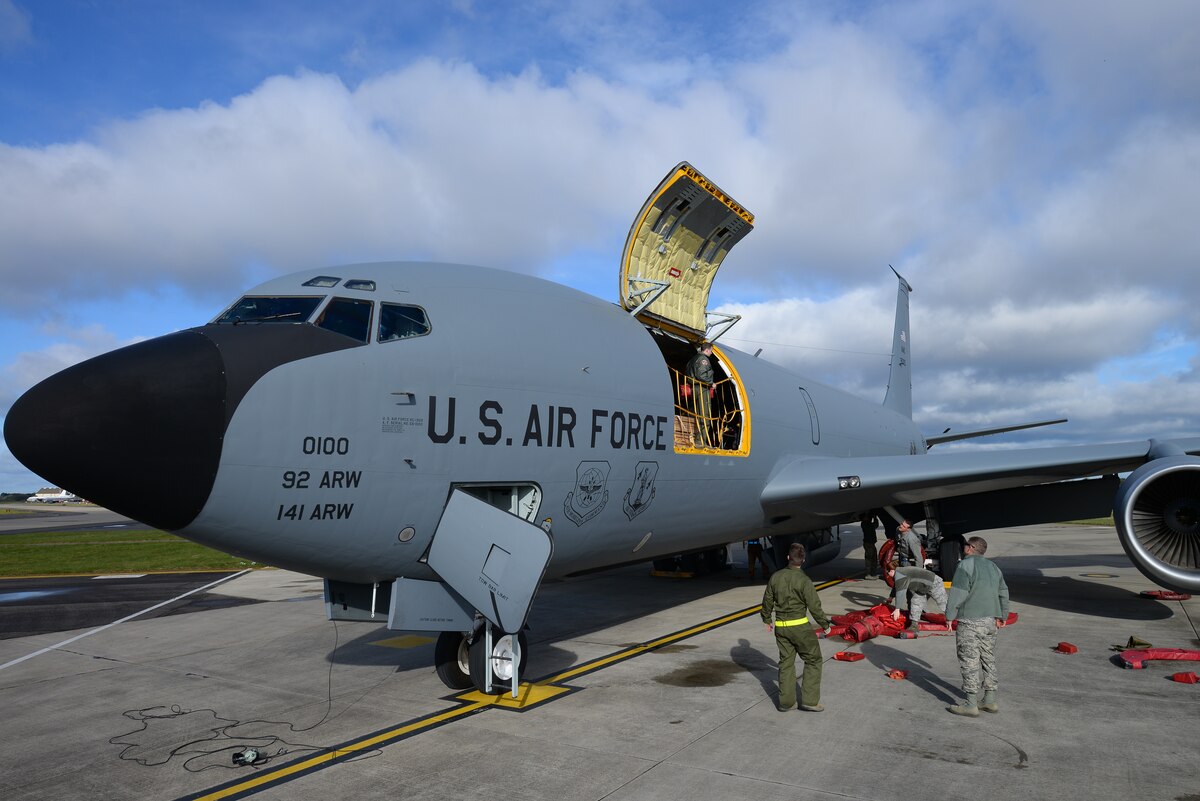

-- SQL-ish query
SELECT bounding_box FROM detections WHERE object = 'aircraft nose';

[4,331,227,531]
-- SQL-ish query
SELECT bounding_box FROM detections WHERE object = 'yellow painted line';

[541,578,842,685]
[184,576,845,800]
[184,701,492,801]
[456,682,573,708]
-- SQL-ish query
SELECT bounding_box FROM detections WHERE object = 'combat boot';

[949,693,979,717]
[979,689,998,713]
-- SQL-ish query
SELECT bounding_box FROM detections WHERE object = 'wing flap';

[761,437,1200,520]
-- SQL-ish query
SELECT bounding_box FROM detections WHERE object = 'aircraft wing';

[761,437,1200,520]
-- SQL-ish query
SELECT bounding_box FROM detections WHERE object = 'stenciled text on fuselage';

[426,396,669,451]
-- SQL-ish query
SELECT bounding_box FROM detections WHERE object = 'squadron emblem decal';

[564,460,611,526]
[622,461,659,520]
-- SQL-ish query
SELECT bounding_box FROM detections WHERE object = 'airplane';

[4,162,1199,695]
[25,488,80,503]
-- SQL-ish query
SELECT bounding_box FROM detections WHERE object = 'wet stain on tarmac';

[918,750,973,766]
[654,658,742,687]
[653,644,699,654]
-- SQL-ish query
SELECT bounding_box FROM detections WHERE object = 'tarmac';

[0,522,1197,801]
[0,503,136,533]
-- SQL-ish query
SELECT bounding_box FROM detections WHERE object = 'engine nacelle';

[1114,456,1200,593]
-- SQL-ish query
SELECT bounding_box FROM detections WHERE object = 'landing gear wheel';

[939,538,964,582]
[879,539,897,587]
[434,631,473,690]
[468,627,529,693]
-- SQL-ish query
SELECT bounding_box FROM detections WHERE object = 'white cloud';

[0,0,32,53]
[1007,0,1200,122]
[1,323,140,492]
[1,324,135,407]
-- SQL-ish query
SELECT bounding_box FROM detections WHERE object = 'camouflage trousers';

[955,617,999,695]
[775,625,823,708]
[909,581,948,624]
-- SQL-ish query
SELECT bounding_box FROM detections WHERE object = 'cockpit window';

[343,279,376,292]
[213,296,323,324]
[379,303,430,342]
[315,297,373,343]
[302,276,341,288]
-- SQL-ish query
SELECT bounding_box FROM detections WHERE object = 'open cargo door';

[619,162,754,341]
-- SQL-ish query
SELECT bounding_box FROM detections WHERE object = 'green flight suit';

[762,565,830,708]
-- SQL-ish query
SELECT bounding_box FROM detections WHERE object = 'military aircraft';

[25,488,80,503]
[5,162,1199,694]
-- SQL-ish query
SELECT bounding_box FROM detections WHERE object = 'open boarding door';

[621,162,754,457]
[619,162,754,342]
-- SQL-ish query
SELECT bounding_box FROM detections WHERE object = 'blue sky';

[2,0,1200,491]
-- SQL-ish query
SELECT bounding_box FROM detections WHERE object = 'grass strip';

[0,529,255,576]
[0,529,180,546]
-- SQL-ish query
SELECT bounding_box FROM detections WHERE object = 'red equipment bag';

[1141,590,1192,601]
[1118,648,1200,670]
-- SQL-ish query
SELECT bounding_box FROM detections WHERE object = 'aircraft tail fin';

[882,266,913,419]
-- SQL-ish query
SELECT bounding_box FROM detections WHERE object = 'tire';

[434,631,473,690]
[468,627,529,693]
[939,538,963,581]
[879,539,897,587]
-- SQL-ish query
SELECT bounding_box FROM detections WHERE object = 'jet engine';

[1114,456,1200,593]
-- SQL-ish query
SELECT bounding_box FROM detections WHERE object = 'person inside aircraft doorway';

[685,342,715,446]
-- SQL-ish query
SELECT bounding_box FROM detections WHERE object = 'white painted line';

[92,575,146,580]
[0,570,251,672]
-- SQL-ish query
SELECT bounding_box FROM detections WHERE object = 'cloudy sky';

[2,0,1198,492]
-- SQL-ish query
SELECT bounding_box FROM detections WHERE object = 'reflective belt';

[775,616,809,627]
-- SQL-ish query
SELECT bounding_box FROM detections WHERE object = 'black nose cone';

[4,331,226,531]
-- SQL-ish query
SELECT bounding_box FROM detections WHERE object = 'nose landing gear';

[434,627,530,693]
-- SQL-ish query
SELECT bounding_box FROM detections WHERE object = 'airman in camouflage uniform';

[945,536,1010,717]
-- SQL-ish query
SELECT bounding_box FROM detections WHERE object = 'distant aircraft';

[25,488,80,504]
[5,162,1199,694]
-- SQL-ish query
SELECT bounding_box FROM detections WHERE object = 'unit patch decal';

[564,461,611,526]
[622,461,659,520]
